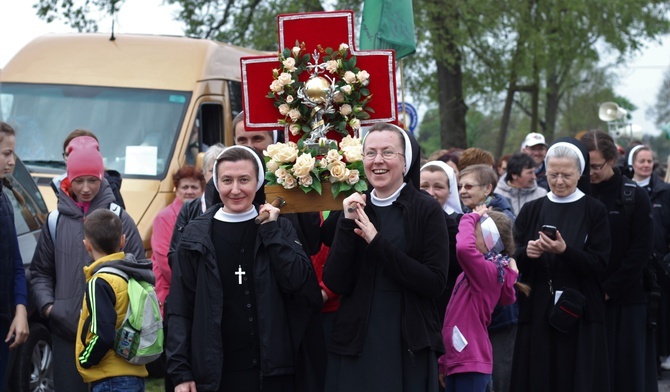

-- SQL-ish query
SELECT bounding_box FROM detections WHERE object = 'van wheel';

[10,322,53,392]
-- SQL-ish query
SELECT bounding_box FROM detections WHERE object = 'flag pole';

[400,59,406,127]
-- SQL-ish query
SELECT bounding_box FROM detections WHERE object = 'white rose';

[278,103,290,116]
[288,108,302,122]
[326,148,343,164]
[342,146,363,162]
[270,80,284,94]
[292,46,301,56]
[349,118,361,130]
[282,57,296,72]
[347,169,360,185]
[283,173,297,189]
[319,158,328,169]
[328,161,349,183]
[286,95,294,103]
[343,71,356,84]
[266,143,298,163]
[278,72,294,86]
[272,68,279,77]
[326,60,339,74]
[299,175,313,187]
[289,123,302,136]
[266,159,279,172]
[339,104,352,116]
[340,85,352,95]
[339,43,349,51]
[275,167,288,180]
[356,70,370,85]
[339,135,360,149]
[292,153,316,178]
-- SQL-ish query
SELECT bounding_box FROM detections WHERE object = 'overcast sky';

[1,0,669,137]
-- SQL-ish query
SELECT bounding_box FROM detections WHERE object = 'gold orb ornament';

[304,76,330,103]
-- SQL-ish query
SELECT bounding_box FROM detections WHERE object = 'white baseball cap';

[523,132,547,148]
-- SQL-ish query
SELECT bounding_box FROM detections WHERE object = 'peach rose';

[266,159,280,173]
[340,85,352,95]
[292,153,316,178]
[299,175,313,187]
[288,109,302,122]
[265,143,298,164]
[339,135,360,149]
[339,104,352,116]
[326,60,339,74]
[289,124,302,136]
[286,95,294,103]
[270,80,284,94]
[342,146,363,162]
[328,160,349,183]
[283,173,297,189]
[326,148,343,164]
[275,167,288,181]
[278,104,290,116]
[347,169,360,185]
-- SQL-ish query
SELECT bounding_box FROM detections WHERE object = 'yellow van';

[0,33,265,251]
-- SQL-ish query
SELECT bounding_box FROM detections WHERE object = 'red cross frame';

[240,10,398,137]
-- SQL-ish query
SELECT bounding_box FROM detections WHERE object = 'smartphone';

[541,225,557,240]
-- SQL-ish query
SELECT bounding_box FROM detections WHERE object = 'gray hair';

[545,145,583,174]
[203,143,225,170]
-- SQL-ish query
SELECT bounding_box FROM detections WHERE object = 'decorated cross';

[240,10,399,213]
[240,10,398,139]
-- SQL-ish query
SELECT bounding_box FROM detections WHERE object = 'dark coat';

[591,171,653,304]
[323,184,449,356]
[511,195,611,392]
[0,179,27,322]
[166,205,323,391]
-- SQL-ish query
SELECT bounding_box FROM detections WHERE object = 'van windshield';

[0,83,190,179]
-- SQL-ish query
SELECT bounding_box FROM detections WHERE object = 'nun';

[166,145,322,392]
[510,138,612,392]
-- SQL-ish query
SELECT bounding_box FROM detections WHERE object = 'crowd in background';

[3,117,670,392]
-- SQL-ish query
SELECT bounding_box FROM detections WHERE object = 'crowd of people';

[3,116,670,392]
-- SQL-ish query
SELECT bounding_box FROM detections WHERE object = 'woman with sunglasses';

[581,130,656,391]
[457,164,515,221]
[510,138,611,392]
[323,123,449,391]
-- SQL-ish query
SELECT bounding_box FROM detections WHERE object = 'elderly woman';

[323,123,449,391]
[151,165,205,315]
[167,146,321,392]
[510,138,611,392]
[458,164,515,221]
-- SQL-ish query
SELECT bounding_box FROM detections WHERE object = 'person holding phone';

[510,138,611,392]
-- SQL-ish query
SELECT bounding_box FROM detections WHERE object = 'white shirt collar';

[371,183,407,207]
[214,206,258,222]
[635,177,650,187]
[547,189,585,203]
[200,194,207,213]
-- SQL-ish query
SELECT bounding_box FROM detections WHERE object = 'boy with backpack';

[76,209,158,391]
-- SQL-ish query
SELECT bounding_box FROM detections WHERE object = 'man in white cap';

[521,132,549,190]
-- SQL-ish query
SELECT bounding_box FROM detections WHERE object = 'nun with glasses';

[167,145,322,392]
[510,138,612,392]
[323,123,449,391]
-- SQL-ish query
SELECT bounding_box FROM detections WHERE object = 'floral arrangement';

[266,41,374,139]
[264,135,368,197]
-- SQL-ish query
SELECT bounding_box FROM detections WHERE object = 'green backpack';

[97,266,164,365]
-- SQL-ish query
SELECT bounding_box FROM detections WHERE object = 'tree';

[653,68,670,134]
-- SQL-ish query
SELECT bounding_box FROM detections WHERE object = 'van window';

[0,83,191,179]
[7,159,48,235]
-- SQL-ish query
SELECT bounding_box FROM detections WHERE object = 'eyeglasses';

[363,149,405,160]
[547,172,576,181]
[457,183,483,191]
[589,162,607,171]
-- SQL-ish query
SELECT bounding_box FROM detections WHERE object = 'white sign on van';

[125,146,158,176]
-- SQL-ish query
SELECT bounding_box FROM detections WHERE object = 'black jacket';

[166,205,322,391]
[646,173,670,263]
[323,184,449,356]
[591,171,653,304]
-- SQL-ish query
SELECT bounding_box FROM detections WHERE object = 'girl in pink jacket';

[438,205,529,391]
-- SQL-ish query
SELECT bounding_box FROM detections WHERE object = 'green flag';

[359,0,416,59]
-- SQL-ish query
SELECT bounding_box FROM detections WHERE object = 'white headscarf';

[421,161,463,215]
[212,145,265,192]
[363,124,413,175]
[545,142,585,174]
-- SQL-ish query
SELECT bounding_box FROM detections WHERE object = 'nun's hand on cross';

[343,193,366,220]
[258,202,280,224]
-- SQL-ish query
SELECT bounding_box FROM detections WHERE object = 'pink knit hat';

[66,136,99,155]
[67,144,104,181]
